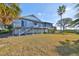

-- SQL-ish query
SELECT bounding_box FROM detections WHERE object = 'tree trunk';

[61,15,64,33]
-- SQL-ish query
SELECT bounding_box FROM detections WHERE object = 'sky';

[20,3,76,26]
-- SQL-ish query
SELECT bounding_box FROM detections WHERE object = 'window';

[34,22,37,25]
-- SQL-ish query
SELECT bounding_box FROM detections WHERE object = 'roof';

[20,14,41,22]
[18,14,53,24]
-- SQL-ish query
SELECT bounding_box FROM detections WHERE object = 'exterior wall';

[24,20,41,28]
[13,19,41,28]
[12,19,53,35]
[13,19,53,28]
[13,20,22,28]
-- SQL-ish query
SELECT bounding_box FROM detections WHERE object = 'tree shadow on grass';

[56,40,78,56]
[56,45,74,56]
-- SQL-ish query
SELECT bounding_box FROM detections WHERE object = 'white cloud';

[63,7,76,18]
[37,13,42,17]
[66,7,71,11]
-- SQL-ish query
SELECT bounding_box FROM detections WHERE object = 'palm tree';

[57,5,66,32]
[74,4,79,19]
[70,4,79,29]
[72,4,79,26]
[0,3,21,29]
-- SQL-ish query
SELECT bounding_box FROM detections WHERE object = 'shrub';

[75,29,79,34]
[48,28,57,34]
[63,30,75,33]
[0,29,12,34]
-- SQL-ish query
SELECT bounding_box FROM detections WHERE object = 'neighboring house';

[12,15,53,35]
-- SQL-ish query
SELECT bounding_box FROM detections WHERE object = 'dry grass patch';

[0,34,78,55]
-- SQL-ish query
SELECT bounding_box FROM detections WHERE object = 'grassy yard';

[0,34,78,56]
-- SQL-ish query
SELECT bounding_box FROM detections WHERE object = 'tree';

[71,19,79,33]
[71,19,79,26]
[56,18,72,30]
[74,4,79,18]
[71,4,79,29]
[71,4,79,28]
[73,4,79,25]
[0,3,21,29]
[57,5,66,32]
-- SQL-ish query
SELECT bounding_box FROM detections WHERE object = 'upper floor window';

[34,22,37,25]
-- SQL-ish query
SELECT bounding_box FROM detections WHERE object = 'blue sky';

[20,3,76,25]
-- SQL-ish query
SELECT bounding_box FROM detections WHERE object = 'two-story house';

[12,15,53,35]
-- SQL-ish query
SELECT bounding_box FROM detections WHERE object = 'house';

[12,15,54,35]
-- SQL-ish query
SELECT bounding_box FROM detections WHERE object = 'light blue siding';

[12,15,53,35]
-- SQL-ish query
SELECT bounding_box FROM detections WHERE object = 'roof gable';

[22,14,41,22]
